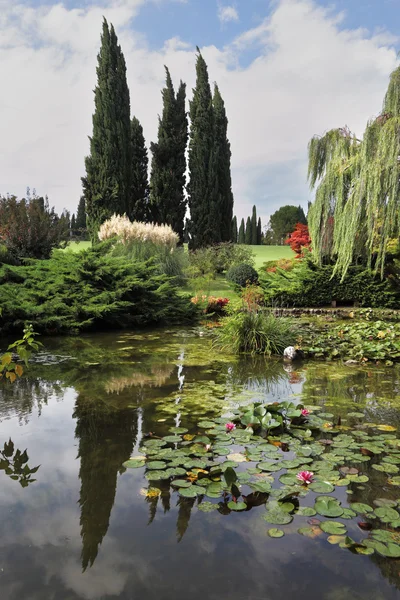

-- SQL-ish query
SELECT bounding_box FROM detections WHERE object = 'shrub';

[191,295,229,315]
[213,309,295,355]
[285,223,311,255]
[0,242,197,335]
[188,243,255,279]
[226,263,258,288]
[98,214,178,249]
[0,194,69,260]
[260,257,400,308]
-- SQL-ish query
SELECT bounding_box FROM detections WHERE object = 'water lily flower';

[205,444,212,451]
[301,408,310,417]
[296,470,314,485]
[225,422,236,433]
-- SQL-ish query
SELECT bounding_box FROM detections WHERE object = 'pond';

[1,327,400,600]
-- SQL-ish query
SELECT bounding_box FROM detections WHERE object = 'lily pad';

[298,526,322,538]
[198,501,218,512]
[146,461,167,470]
[163,435,182,443]
[297,507,317,517]
[374,506,399,523]
[268,528,284,538]
[197,421,217,428]
[257,462,282,472]
[351,503,373,514]
[171,479,192,488]
[123,457,145,469]
[314,497,343,518]
[228,501,247,511]
[263,506,293,525]
[179,486,198,498]
[309,481,335,494]
[327,535,346,545]
[320,521,347,535]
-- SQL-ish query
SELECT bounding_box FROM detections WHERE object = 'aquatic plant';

[296,471,314,484]
[213,309,295,356]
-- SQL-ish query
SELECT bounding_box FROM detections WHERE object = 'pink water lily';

[301,408,310,417]
[296,470,314,484]
[225,422,236,433]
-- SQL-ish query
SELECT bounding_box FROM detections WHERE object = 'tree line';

[231,205,263,245]
[80,20,234,249]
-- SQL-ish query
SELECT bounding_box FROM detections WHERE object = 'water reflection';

[0,330,400,599]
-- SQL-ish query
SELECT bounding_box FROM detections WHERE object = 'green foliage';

[238,218,245,244]
[0,194,69,260]
[261,256,400,308]
[302,320,400,362]
[231,216,238,243]
[76,196,87,230]
[188,243,254,279]
[213,309,294,355]
[245,217,252,245]
[0,243,197,335]
[0,440,40,488]
[112,240,187,283]
[82,19,132,242]
[129,116,150,222]
[149,68,188,242]
[267,205,307,245]
[188,50,217,249]
[308,66,400,278]
[226,263,258,288]
[213,84,234,242]
[251,205,258,245]
[257,217,262,245]
[1,324,41,383]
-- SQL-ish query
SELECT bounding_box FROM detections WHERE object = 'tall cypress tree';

[231,216,238,243]
[128,116,149,222]
[251,205,258,245]
[82,19,131,242]
[245,216,252,245]
[187,50,218,249]
[150,67,188,242]
[257,217,262,245]
[213,84,234,242]
[238,218,245,244]
[76,196,87,230]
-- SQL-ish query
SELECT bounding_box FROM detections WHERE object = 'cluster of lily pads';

[123,400,400,558]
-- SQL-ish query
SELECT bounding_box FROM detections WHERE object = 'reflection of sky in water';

[0,330,399,599]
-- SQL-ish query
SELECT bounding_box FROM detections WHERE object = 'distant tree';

[285,223,311,255]
[257,217,262,245]
[187,50,217,249]
[71,214,76,232]
[231,216,238,243]
[238,218,245,244]
[269,205,307,244]
[213,84,234,242]
[251,205,257,245]
[245,216,252,245]
[76,196,87,230]
[82,19,131,242]
[150,67,188,242]
[129,116,149,222]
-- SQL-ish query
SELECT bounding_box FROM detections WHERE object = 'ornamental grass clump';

[98,214,179,250]
[213,308,295,356]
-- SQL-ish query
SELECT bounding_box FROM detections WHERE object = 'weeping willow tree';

[308,66,400,278]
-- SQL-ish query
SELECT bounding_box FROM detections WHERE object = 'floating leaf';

[297,507,317,517]
[351,502,373,514]
[268,528,284,538]
[327,535,346,545]
[171,479,192,488]
[169,427,188,434]
[179,487,198,498]
[163,435,182,443]
[198,501,218,513]
[309,481,335,494]
[347,412,365,418]
[228,501,247,511]
[315,497,343,518]
[320,521,347,535]
[376,425,397,432]
[146,461,167,470]
[123,457,145,469]
[145,470,169,480]
[227,453,247,463]
[257,462,282,472]
[197,421,216,428]
[374,506,399,523]
[298,526,322,538]
[263,506,293,525]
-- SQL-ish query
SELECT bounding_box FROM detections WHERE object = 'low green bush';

[213,309,295,355]
[0,242,197,335]
[260,257,400,308]
[226,263,259,289]
[188,243,255,279]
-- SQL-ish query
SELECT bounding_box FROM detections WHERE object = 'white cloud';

[218,4,239,24]
[0,0,398,224]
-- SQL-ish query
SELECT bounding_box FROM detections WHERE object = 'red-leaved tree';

[285,223,311,255]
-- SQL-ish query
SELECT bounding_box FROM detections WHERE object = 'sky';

[0,0,399,227]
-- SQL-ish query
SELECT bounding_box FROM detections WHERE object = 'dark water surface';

[1,328,400,600]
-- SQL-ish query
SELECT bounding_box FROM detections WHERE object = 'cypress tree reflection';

[73,396,138,571]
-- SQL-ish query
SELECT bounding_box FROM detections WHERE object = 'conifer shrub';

[226,263,258,289]
[0,242,197,335]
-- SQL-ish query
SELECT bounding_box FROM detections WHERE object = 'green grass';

[64,241,92,252]
[248,245,295,269]
[184,274,239,300]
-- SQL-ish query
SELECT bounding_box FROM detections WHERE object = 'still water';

[1,328,400,600]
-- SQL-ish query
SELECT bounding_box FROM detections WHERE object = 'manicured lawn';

[184,274,239,300]
[64,241,92,252]
[248,245,295,269]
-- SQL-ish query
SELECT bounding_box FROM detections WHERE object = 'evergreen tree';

[129,116,149,222]
[231,216,238,243]
[187,50,218,249]
[150,67,188,242]
[71,214,76,232]
[257,217,262,245]
[213,84,234,241]
[76,196,87,230]
[251,205,258,245]
[82,19,132,242]
[245,216,252,245]
[238,218,245,244]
